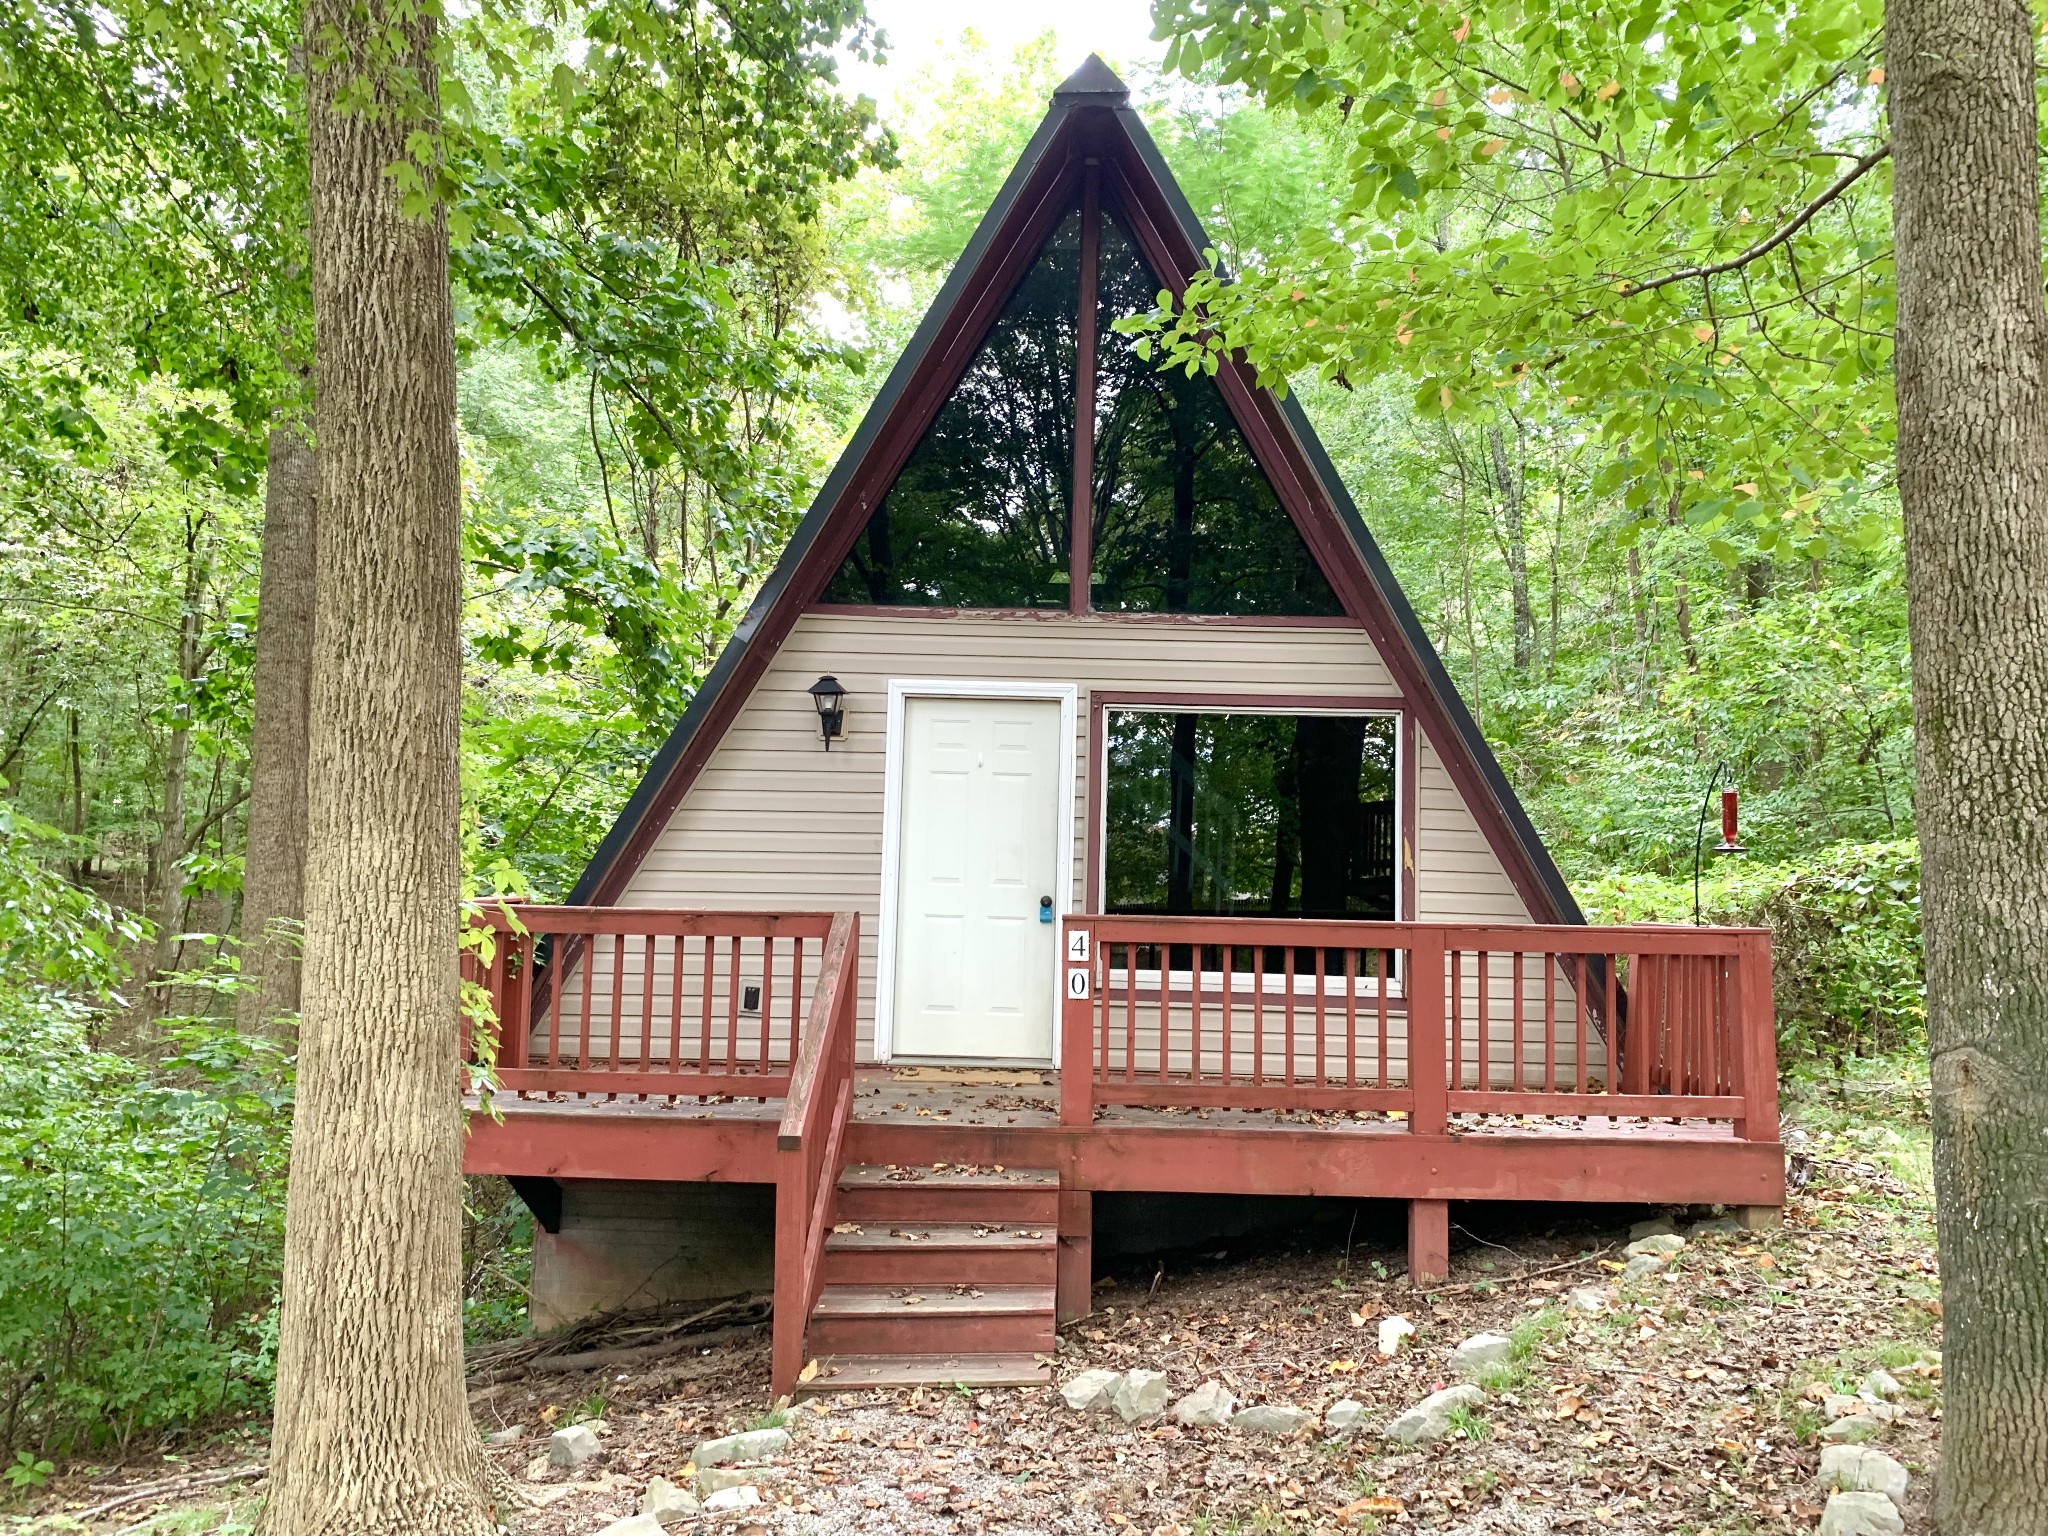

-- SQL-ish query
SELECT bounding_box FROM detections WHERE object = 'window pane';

[1104,712,1397,920]
[823,209,1081,607]
[1089,214,1343,615]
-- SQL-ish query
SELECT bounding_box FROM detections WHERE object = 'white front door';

[891,694,1063,1061]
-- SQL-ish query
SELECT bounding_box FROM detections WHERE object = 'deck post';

[1060,922,1095,1126]
[1733,930,1780,1144]
[1408,1199,1450,1286]
[1057,1189,1093,1322]
[770,1145,806,1399]
[1407,932,1448,1135]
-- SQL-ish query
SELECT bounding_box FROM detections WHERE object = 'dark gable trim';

[569,59,1581,926]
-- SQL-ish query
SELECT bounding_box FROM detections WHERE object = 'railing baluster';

[1314,946,1327,1088]
[1542,951,1556,1092]
[1344,948,1357,1090]
[606,933,625,1073]
[1189,944,1202,1086]
[1220,943,1234,1085]
[790,934,807,1073]
[577,940,594,1071]
[725,935,741,1075]
[1477,949,1490,1093]
[640,934,657,1073]
[1123,940,1136,1084]
[697,934,713,1075]
[1283,947,1296,1087]
[1511,950,1525,1093]
[668,935,685,1075]
[1253,944,1265,1088]
[1450,950,1462,1092]
[1377,946,1389,1089]
[760,935,775,1076]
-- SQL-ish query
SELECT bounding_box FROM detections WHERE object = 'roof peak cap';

[1054,54,1129,100]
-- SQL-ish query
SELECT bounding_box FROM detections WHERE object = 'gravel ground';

[480,1130,1940,1536]
[20,1111,1938,1536]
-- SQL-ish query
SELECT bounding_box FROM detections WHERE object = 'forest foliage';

[0,25,1922,1463]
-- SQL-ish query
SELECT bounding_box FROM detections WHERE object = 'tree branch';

[1622,143,1891,297]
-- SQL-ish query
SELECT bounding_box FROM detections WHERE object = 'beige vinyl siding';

[621,611,1386,1056]
[613,607,1561,1067]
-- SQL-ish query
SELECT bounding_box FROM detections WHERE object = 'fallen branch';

[1420,1243,1621,1295]
[464,1294,770,1385]
[72,1463,267,1523]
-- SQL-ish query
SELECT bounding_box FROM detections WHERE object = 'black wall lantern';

[808,675,847,750]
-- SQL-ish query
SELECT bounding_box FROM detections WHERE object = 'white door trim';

[873,677,1078,1065]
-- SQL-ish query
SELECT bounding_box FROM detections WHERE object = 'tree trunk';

[261,0,497,1529]
[1488,426,1533,672]
[150,530,209,1001]
[1889,0,2048,1529]
[236,422,318,1036]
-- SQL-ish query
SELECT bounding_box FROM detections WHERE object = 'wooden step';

[822,1222,1057,1287]
[798,1352,1051,1393]
[833,1164,1060,1225]
[805,1283,1056,1357]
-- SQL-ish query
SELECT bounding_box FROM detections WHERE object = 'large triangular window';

[1088,214,1341,615]
[823,210,1082,607]
[823,190,1342,616]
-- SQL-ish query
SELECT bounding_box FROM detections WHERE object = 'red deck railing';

[462,904,861,1397]
[462,905,844,1098]
[771,911,859,1396]
[1059,917,1777,1141]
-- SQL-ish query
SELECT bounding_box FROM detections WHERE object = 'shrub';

[1578,839,1924,1064]
[0,994,292,1459]
[0,812,290,1461]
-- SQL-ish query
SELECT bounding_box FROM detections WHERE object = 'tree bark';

[1488,425,1533,672]
[261,0,497,1529]
[237,422,318,1036]
[149,526,210,1001]
[1889,0,2048,1529]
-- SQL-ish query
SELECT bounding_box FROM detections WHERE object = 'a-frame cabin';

[462,60,1784,1396]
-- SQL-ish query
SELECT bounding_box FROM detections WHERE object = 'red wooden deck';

[460,906,1784,1395]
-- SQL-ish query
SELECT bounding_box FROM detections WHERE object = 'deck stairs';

[798,1163,1059,1391]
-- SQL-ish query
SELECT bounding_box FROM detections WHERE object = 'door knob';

[1039,895,1054,924]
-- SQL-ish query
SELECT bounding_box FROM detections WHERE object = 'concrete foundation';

[528,1179,774,1331]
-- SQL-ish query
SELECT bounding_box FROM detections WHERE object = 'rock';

[1060,1369,1122,1412]
[696,1467,770,1495]
[701,1484,763,1514]
[1450,1332,1514,1376]
[1324,1399,1367,1436]
[485,1424,526,1445]
[595,1517,667,1536]
[1818,1490,1905,1536]
[1111,1368,1172,1423]
[1230,1404,1315,1437]
[1689,1216,1745,1238]
[1170,1381,1234,1428]
[1566,1286,1610,1315]
[522,1455,552,1483]
[1625,1233,1687,1258]
[1377,1315,1416,1356]
[1628,1215,1677,1242]
[690,1427,789,1467]
[640,1475,700,1524]
[548,1424,603,1469]
[1860,1368,1903,1402]
[1623,1253,1667,1280]
[1820,1413,1883,1444]
[1822,1393,1863,1421]
[1819,1445,1910,1504]
[1384,1384,1486,1446]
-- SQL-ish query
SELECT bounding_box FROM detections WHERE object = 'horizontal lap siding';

[615,610,1545,1062]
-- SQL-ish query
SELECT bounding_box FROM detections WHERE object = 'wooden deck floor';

[464,1065,1778,1209]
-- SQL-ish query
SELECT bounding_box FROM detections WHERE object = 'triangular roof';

[568,58,1583,926]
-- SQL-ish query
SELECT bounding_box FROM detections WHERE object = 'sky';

[838,0,1167,103]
